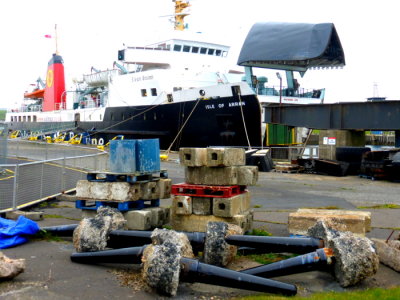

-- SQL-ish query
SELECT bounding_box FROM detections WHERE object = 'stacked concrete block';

[75,139,170,230]
[288,208,371,236]
[171,147,257,232]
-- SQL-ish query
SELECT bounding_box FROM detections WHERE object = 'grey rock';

[0,252,25,279]
[96,206,126,230]
[73,207,125,252]
[73,216,112,252]
[204,222,243,267]
[372,239,400,272]
[308,220,379,287]
[142,229,194,296]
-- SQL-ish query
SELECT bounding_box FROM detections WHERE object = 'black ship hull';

[8,95,262,150]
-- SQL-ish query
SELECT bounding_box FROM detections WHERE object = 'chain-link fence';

[0,140,107,212]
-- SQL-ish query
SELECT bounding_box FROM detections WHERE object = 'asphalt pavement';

[2,157,400,299]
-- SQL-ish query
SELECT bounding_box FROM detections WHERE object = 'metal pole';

[12,164,19,210]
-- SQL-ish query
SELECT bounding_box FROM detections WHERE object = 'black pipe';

[240,248,331,278]
[226,235,323,254]
[70,246,146,264]
[180,257,297,296]
[70,246,297,296]
[41,224,78,236]
[44,224,322,255]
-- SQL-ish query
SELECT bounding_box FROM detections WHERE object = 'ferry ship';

[5,1,345,149]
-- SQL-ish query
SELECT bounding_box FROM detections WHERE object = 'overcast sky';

[0,0,399,109]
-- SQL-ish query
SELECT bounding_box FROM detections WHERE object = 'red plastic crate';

[171,183,246,198]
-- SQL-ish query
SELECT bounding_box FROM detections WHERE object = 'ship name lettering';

[228,102,245,107]
[205,104,215,109]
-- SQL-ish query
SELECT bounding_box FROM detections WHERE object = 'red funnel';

[43,53,66,111]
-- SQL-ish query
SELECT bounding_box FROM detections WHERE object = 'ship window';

[11,116,14,122]
[192,47,199,53]
[208,48,215,55]
[173,44,182,52]
[151,88,157,96]
[222,51,228,57]
[154,113,157,120]
[121,113,125,120]
[111,112,115,121]
[23,116,26,122]
[33,115,37,122]
[200,47,207,54]
[173,87,182,91]
[19,116,22,122]
[99,114,102,120]
[215,49,222,56]
[141,89,147,97]
[183,45,191,52]
[28,116,31,122]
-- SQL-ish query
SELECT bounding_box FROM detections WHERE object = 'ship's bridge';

[118,38,230,72]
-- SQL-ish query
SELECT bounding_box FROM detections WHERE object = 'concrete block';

[232,211,253,232]
[213,191,251,217]
[288,211,367,236]
[135,139,160,173]
[170,209,253,232]
[179,148,207,167]
[140,181,160,200]
[123,210,152,230]
[157,178,172,199]
[143,207,170,227]
[6,210,44,221]
[237,166,258,186]
[192,197,213,215]
[90,182,111,200]
[297,209,371,232]
[206,147,245,167]
[185,166,239,185]
[372,239,400,272]
[109,140,137,173]
[171,195,192,215]
[109,182,140,202]
[76,180,91,199]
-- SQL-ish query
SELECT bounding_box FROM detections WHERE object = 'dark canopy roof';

[237,22,345,72]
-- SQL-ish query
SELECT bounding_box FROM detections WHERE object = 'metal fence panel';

[0,140,108,212]
[0,165,15,211]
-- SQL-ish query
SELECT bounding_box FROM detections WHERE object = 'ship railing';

[256,86,323,99]
[127,46,170,51]
[9,104,43,113]
[0,139,108,212]
[54,102,67,111]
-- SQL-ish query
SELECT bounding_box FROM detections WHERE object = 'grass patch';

[43,214,80,221]
[246,228,272,236]
[357,204,400,209]
[32,230,63,242]
[253,204,263,208]
[236,287,400,300]
[239,253,297,265]
[0,110,6,121]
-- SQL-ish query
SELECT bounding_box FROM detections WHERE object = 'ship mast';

[55,24,59,54]
[173,0,191,31]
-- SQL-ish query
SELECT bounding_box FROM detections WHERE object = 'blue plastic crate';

[109,140,137,173]
[135,139,161,173]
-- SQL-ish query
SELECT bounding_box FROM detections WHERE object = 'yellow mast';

[173,0,190,31]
